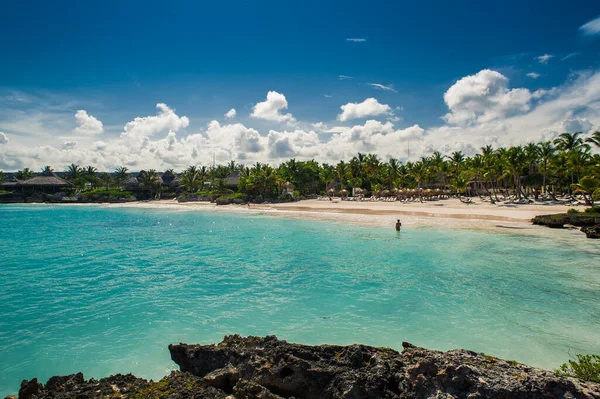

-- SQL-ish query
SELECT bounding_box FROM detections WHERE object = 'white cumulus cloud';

[526,72,540,79]
[251,91,296,123]
[73,110,104,135]
[120,103,190,148]
[337,98,392,122]
[224,108,237,119]
[346,38,366,42]
[443,69,533,125]
[0,132,8,144]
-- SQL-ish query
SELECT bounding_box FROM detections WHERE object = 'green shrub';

[584,206,600,215]
[555,354,600,383]
[593,188,600,202]
[82,188,133,199]
[567,208,580,215]
[278,193,295,202]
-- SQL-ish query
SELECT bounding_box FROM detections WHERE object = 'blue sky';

[0,0,599,170]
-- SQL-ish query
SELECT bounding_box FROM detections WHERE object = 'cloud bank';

[1,70,599,172]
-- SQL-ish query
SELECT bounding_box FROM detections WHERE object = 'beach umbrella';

[354,187,365,195]
[339,189,349,197]
[381,189,390,197]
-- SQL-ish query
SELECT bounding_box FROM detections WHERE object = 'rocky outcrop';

[581,225,600,239]
[532,213,600,240]
[7,335,600,399]
[532,213,600,228]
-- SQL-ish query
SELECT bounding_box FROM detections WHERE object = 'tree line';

[1,131,599,204]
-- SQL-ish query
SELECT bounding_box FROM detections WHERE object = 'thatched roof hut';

[123,175,141,189]
[19,169,70,191]
[224,171,241,188]
[20,169,70,187]
[160,171,179,188]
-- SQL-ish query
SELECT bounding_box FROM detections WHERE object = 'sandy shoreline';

[93,198,586,237]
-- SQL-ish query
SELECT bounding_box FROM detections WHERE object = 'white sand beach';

[106,198,583,236]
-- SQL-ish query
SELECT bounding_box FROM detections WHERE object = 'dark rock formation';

[6,335,600,399]
[532,214,600,233]
[581,225,600,239]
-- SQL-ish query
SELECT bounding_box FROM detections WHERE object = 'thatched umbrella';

[424,189,433,197]
[283,181,295,190]
[339,189,349,197]
[381,189,391,197]
[327,188,336,196]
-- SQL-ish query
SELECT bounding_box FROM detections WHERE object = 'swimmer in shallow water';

[395,219,401,231]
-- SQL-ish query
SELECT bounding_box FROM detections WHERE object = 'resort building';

[0,169,71,193]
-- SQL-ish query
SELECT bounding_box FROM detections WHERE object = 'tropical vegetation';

[556,354,600,383]
[1,132,599,203]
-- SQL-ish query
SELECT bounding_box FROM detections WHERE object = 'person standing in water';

[395,219,402,231]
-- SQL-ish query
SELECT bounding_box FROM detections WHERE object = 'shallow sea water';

[0,204,599,395]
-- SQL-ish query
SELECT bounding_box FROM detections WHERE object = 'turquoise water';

[1,205,599,395]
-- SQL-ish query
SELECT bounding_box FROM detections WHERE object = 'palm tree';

[99,173,113,189]
[502,146,528,199]
[114,167,129,187]
[180,166,201,193]
[227,160,238,173]
[524,142,540,175]
[537,141,555,196]
[140,169,161,199]
[84,165,97,177]
[571,176,599,206]
[567,148,591,187]
[410,161,428,202]
[553,132,588,153]
[585,131,600,148]
[480,145,500,202]
[66,164,82,181]
[259,165,277,197]
[15,168,33,181]
[0,171,6,184]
